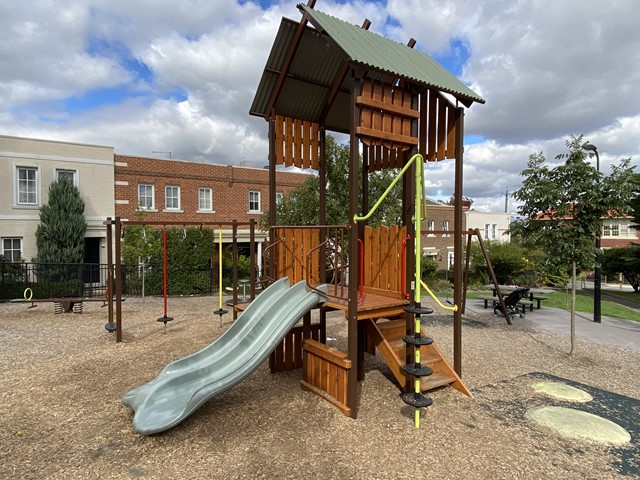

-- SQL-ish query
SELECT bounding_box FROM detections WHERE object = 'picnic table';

[483,285,554,310]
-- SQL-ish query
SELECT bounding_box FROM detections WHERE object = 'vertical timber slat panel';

[294,326,303,368]
[428,90,438,161]
[437,98,447,161]
[364,226,373,290]
[419,92,427,159]
[275,115,285,165]
[294,118,302,168]
[311,122,319,170]
[285,328,294,370]
[446,103,457,159]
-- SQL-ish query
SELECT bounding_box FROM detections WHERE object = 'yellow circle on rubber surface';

[526,406,631,445]
[531,381,593,402]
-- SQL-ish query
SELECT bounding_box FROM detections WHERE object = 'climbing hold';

[403,334,433,346]
[402,392,433,409]
[404,304,434,315]
[403,363,433,378]
[157,315,173,334]
[213,308,228,328]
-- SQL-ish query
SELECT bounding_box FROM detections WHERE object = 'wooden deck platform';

[323,286,410,321]
[233,285,409,322]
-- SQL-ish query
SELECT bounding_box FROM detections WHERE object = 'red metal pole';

[163,228,168,317]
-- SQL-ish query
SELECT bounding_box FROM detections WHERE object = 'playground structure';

[248,1,484,421]
[117,1,487,432]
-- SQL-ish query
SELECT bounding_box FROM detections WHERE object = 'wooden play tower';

[250,1,484,419]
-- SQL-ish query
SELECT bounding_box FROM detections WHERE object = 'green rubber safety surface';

[531,381,593,402]
[473,372,639,477]
[526,406,631,445]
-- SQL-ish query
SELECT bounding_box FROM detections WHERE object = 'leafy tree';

[470,241,530,285]
[627,173,640,230]
[509,134,636,354]
[267,175,320,227]
[601,246,640,292]
[35,176,86,264]
[261,135,403,228]
[122,225,217,295]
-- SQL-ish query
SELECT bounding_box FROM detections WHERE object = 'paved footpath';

[467,302,640,352]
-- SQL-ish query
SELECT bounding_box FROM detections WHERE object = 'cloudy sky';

[1,0,638,211]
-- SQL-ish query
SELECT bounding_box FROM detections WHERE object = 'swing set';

[103,218,260,342]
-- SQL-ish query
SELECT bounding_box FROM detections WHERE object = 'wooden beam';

[356,95,420,119]
[264,67,345,92]
[264,6,312,118]
[453,107,464,375]
[347,71,361,419]
[355,126,419,146]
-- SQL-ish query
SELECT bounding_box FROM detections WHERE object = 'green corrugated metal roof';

[300,4,484,105]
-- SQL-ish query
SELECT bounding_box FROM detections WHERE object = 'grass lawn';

[544,290,639,322]
[434,289,640,323]
[599,289,640,303]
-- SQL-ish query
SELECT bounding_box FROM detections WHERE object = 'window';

[138,184,154,210]
[56,168,76,185]
[198,188,212,211]
[427,220,435,230]
[249,190,261,213]
[484,224,499,239]
[447,251,455,270]
[16,166,38,205]
[611,224,619,237]
[620,223,630,237]
[165,186,180,210]
[1,238,22,262]
[442,220,449,237]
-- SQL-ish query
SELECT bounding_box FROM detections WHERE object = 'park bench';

[529,295,547,309]
[479,296,533,313]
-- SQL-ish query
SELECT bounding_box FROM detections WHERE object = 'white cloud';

[461,0,640,144]
[0,0,638,213]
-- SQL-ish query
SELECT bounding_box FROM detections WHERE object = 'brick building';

[421,198,470,270]
[113,154,310,274]
[599,216,639,249]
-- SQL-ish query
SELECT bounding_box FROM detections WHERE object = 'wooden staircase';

[365,318,471,397]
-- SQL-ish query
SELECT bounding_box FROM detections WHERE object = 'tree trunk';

[570,260,576,356]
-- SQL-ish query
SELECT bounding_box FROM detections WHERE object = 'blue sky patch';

[433,37,470,77]
[465,134,486,145]
[63,86,143,114]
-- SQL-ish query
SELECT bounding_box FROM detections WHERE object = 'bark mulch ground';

[1,295,638,479]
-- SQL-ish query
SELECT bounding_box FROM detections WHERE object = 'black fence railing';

[0,262,231,302]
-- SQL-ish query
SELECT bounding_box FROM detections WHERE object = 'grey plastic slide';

[122,277,327,435]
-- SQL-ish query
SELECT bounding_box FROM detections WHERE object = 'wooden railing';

[362,224,407,293]
[266,225,351,297]
[265,224,407,300]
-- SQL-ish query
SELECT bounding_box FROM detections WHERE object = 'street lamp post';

[582,142,601,323]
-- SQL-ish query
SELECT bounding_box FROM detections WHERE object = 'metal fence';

[0,262,225,301]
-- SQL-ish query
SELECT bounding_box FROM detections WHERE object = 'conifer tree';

[35,176,87,264]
